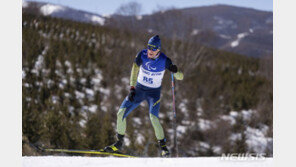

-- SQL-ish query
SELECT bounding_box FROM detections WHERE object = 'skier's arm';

[130,63,140,87]
[130,52,142,87]
[166,58,184,80]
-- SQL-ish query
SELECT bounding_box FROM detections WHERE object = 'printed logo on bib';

[145,62,156,70]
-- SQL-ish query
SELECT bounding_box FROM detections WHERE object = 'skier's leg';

[116,108,126,136]
[104,94,143,152]
[116,86,145,135]
[149,101,164,140]
[116,98,141,135]
[147,89,170,157]
[147,88,164,140]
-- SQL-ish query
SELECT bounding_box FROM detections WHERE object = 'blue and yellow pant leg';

[116,108,127,136]
[148,98,165,140]
[116,94,143,135]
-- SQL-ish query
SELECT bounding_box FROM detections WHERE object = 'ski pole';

[171,72,178,157]
[171,73,176,119]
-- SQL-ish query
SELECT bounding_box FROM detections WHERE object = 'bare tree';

[115,2,142,16]
[114,2,142,32]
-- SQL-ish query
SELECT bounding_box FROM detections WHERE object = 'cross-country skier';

[103,35,184,157]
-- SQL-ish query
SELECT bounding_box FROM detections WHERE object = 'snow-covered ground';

[23,156,273,167]
[40,4,66,16]
[231,32,249,48]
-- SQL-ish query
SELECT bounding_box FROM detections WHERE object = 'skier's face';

[147,49,159,59]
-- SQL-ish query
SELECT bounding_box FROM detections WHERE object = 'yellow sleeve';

[130,63,140,87]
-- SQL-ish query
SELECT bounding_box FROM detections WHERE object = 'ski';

[43,148,136,158]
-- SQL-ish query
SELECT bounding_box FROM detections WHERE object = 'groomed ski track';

[23,156,273,167]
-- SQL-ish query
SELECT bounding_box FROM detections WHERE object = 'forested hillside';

[22,13,272,157]
[23,1,273,57]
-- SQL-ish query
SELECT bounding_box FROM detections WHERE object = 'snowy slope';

[23,1,105,25]
[23,156,273,167]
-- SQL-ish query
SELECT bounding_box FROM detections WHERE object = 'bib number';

[143,76,153,84]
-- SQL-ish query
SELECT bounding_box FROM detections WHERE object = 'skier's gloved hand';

[174,71,184,80]
[128,86,136,102]
[168,64,178,73]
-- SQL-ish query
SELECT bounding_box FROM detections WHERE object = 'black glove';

[128,87,136,102]
[168,64,178,73]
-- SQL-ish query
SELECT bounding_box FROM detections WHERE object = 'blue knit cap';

[147,35,161,51]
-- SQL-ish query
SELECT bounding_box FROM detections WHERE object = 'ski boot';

[158,138,170,157]
[103,134,124,153]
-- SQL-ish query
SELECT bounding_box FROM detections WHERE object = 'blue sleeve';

[134,51,142,66]
[165,57,173,70]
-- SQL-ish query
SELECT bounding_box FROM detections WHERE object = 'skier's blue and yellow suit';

[116,49,183,141]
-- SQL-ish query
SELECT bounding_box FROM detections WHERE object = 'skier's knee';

[117,108,126,119]
[150,111,159,118]
[149,113,159,122]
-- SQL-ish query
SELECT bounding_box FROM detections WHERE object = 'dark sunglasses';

[147,44,158,51]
